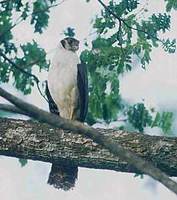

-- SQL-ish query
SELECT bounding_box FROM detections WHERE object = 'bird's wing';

[77,63,88,122]
[45,81,60,115]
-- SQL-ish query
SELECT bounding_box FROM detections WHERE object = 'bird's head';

[60,37,79,52]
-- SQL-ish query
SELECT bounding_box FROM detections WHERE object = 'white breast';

[48,45,80,118]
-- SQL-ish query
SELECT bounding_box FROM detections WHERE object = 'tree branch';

[0,118,177,176]
[0,87,177,194]
[0,103,27,115]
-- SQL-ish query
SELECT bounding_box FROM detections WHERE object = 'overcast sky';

[0,0,177,199]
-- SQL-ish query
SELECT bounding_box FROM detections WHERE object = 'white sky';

[0,0,177,199]
[0,156,176,200]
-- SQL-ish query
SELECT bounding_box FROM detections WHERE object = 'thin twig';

[0,51,39,83]
[97,0,164,44]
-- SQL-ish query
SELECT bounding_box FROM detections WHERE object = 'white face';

[61,37,79,52]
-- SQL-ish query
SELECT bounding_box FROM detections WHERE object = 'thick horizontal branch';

[0,87,177,194]
[0,118,177,176]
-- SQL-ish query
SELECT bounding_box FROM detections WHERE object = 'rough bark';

[0,118,177,176]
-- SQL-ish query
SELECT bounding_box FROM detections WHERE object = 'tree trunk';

[0,118,176,176]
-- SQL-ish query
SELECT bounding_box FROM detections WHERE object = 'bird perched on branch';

[45,37,88,190]
[46,37,88,122]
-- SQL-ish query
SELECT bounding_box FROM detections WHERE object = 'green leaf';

[152,112,173,134]
[134,173,144,179]
[18,158,28,167]
[151,13,170,32]
[21,2,30,20]
[10,40,49,94]
[0,61,11,83]
[163,38,176,53]
[165,0,177,12]
[30,0,49,33]
[127,103,152,132]
[63,27,75,37]
[151,112,161,127]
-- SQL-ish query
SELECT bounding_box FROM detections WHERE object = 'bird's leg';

[69,105,75,120]
[69,87,78,120]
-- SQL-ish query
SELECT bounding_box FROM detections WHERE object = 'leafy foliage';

[127,103,152,132]
[126,103,173,134]
[82,0,176,133]
[12,40,49,94]
[165,0,177,12]
[20,2,30,20]
[19,41,49,71]
[0,0,23,11]
[31,0,50,33]
[151,111,173,134]
[163,38,176,53]
[0,0,53,94]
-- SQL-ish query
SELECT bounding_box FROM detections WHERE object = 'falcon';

[46,37,88,122]
[45,37,88,190]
